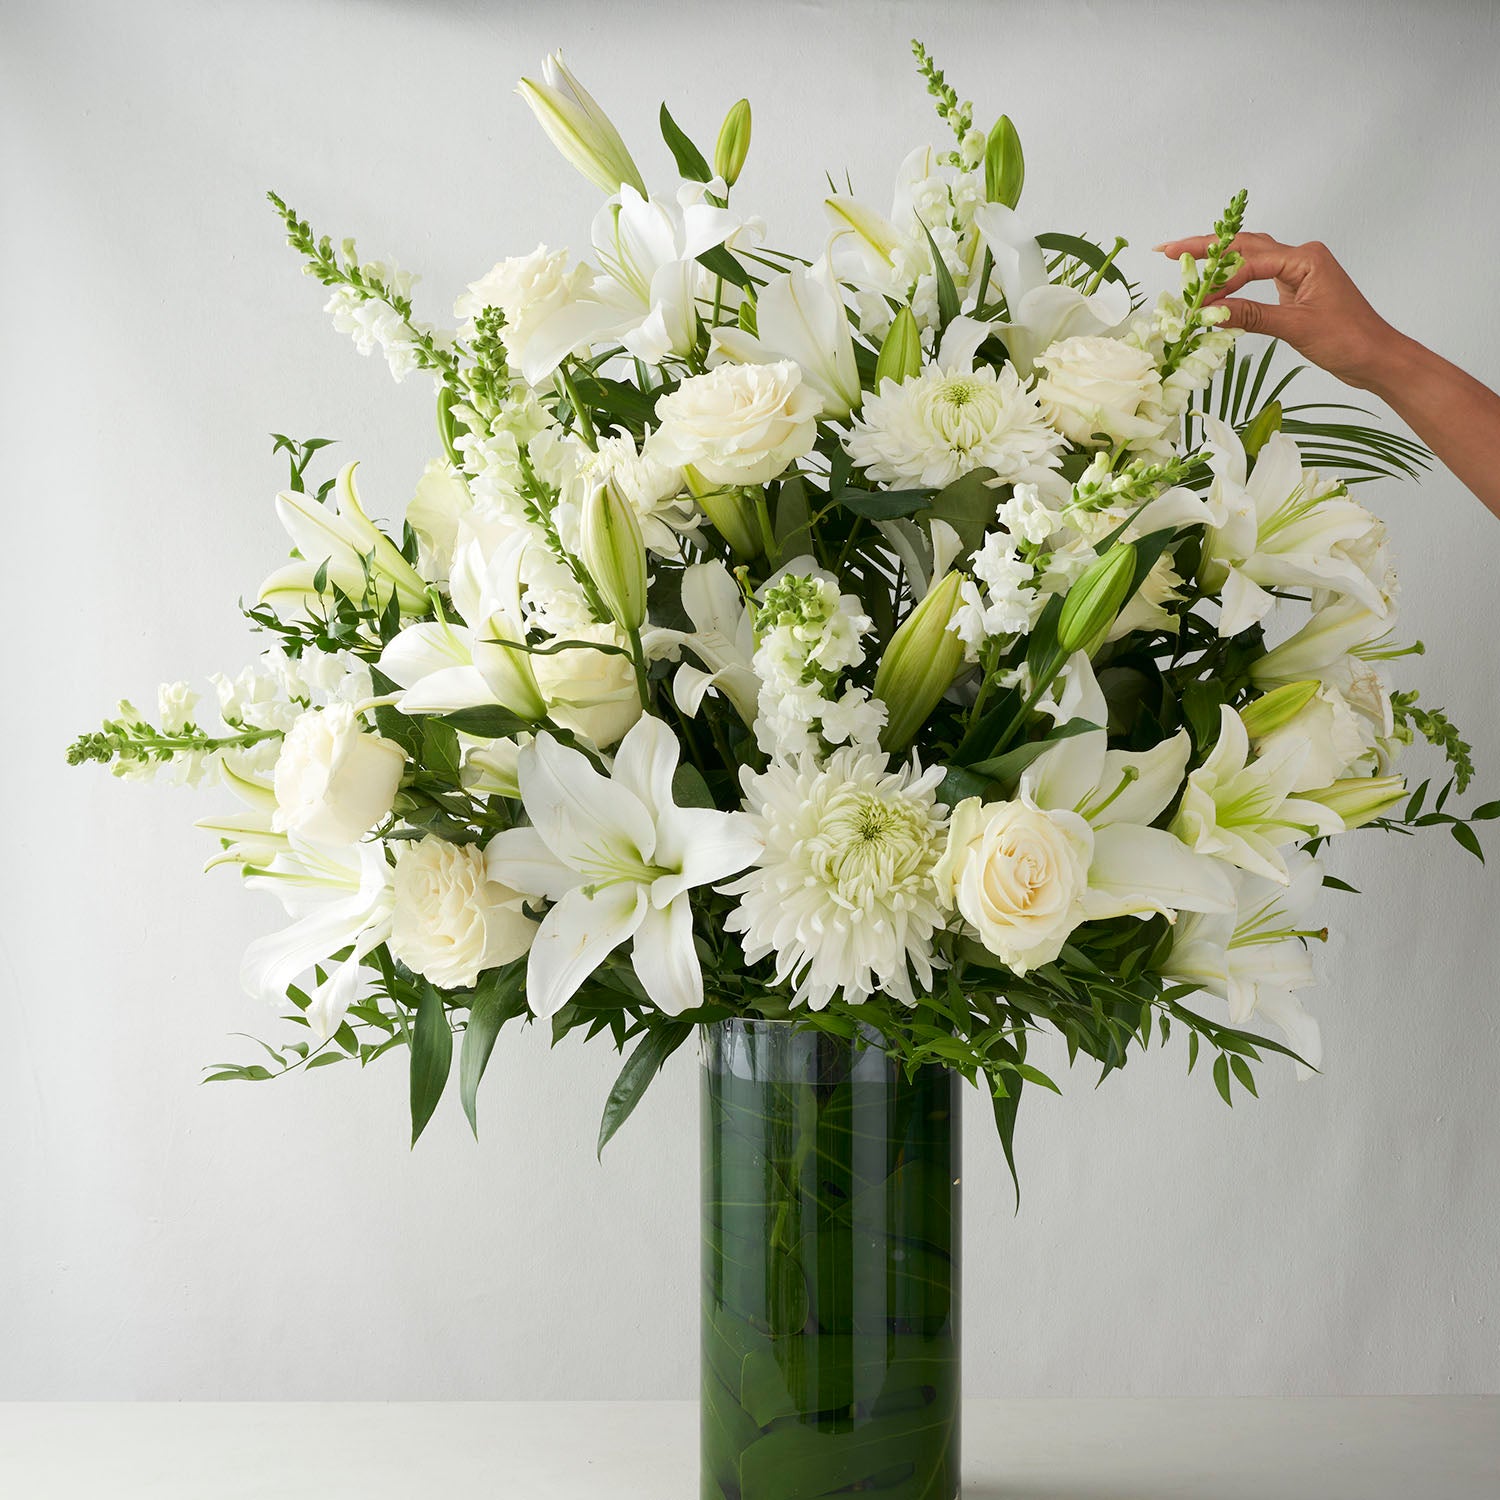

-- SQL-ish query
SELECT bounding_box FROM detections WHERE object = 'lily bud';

[517,52,646,197]
[581,479,648,631]
[1300,774,1407,830]
[714,99,752,187]
[1242,400,1283,460]
[685,466,763,560]
[875,572,967,751]
[875,306,923,387]
[1238,679,1320,739]
[1057,543,1137,656]
[984,115,1025,208]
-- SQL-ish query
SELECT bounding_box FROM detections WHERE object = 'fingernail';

[1151,243,1168,251]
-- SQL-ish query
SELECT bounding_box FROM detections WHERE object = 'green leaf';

[460,964,526,1137]
[1036,231,1133,290]
[1451,821,1485,862]
[698,243,754,289]
[1229,1055,1259,1098]
[1470,800,1500,821]
[967,718,1099,790]
[410,980,454,1146]
[772,475,812,561]
[926,467,1000,554]
[671,762,716,810]
[1212,1053,1233,1106]
[420,718,462,783]
[597,1021,693,1157]
[659,102,712,182]
[833,485,933,520]
[916,216,960,331]
[438,705,530,740]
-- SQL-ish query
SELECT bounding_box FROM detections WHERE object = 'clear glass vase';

[700,1017,961,1500]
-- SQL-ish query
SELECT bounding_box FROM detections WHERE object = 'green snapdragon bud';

[580,479,648,631]
[984,114,1025,208]
[714,99,752,187]
[875,572,967,751]
[1056,542,1137,656]
[875,305,923,387]
[1300,774,1407,830]
[1241,400,1283,459]
[1238,679,1320,739]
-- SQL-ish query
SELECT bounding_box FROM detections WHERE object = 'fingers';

[1154,230,1295,261]
[1214,297,1302,340]
[1208,250,1305,300]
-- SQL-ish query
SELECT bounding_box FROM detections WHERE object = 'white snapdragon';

[324,259,432,382]
[949,529,1041,656]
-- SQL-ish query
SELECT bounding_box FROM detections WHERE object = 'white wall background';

[3,0,1499,1402]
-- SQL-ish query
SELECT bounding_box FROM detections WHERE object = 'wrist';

[1356,325,1431,404]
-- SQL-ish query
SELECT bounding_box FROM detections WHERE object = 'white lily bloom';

[260,462,428,618]
[713,261,862,418]
[485,716,762,1017]
[971,203,1131,374]
[1171,705,1343,885]
[1163,852,1326,1075]
[1020,654,1236,923]
[1199,418,1389,638]
[1250,595,1392,688]
[241,836,394,1041]
[673,560,759,724]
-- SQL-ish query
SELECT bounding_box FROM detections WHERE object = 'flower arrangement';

[70,42,1492,1179]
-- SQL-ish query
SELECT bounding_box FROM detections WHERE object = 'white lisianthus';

[933,792,1093,974]
[843,361,1065,490]
[390,836,534,989]
[454,244,595,385]
[272,703,406,847]
[1032,335,1166,448]
[651,361,821,488]
[723,746,949,1008]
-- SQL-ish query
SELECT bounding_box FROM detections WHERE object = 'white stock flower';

[652,360,821,487]
[1163,852,1326,1075]
[485,716,761,1017]
[1171,705,1343,884]
[843,359,1065,490]
[241,837,395,1041]
[713,262,862,418]
[272,703,406,847]
[1033,335,1166,448]
[949,531,1041,655]
[390,835,534,988]
[455,244,595,386]
[723,745,949,1008]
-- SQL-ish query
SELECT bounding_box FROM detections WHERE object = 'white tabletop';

[0,1398,1495,1498]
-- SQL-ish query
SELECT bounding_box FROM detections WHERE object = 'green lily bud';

[1242,400,1283,459]
[875,305,923,387]
[517,52,646,197]
[685,466,763,560]
[1056,543,1137,657]
[875,572,967,752]
[714,99,752,187]
[580,479,648,631]
[1238,679,1320,739]
[984,114,1025,208]
[1300,774,1407,830]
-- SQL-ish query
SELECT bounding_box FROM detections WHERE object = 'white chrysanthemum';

[843,361,1065,490]
[724,746,949,1008]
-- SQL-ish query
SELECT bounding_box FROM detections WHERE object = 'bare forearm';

[1361,333,1500,520]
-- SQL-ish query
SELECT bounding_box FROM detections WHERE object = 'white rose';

[932,793,1092,973]
[531,622,643,750]
[272,703,406,846]
[650,360,821,487]
[390,836,534,989]
[454,244,593,382]
[1034,335,1165,447]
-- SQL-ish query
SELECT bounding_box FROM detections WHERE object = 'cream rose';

[532,621,642,750]
[453,244,593,384]
[1033,335,1165,448]
[650,360,821,487]
[932,793,1092,973]
[390,835,534,988]
[272,703,406,846]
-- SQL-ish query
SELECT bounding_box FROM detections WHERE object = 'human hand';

[1155,232,1400,391]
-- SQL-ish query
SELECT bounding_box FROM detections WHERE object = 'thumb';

[1214,297,1299,339]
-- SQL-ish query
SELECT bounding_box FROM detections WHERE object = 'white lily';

[713,261,862,418]
[1171,705,1342,884]
[260,462,428,618]
[1199,418,1389,638]
[971,203,1131,374]
[485,716,762,1017]
[240,835,394,1041]
[1250,595,1393,689]
[516,51,645,198]
[1163,851,1326,1076]
[672,560,760,724]
[1022,654,1235,921]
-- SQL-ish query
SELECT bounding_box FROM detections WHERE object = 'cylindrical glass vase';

[700,1017,961,1500]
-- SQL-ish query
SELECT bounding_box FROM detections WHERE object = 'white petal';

[609,715,679,826]
[397,664,498,715]
[1096,730,1191,828]
[652,808,763,905]
[1219,568,1276,637]
[519,732,656,868]
[1025,728,1108,816]
[630,894,702,1015]
[525,880,646,1018]
[1251,986,1323,1076]
[484,826,581,904]
[379,622,473,687]
[1084,825,1236,920]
